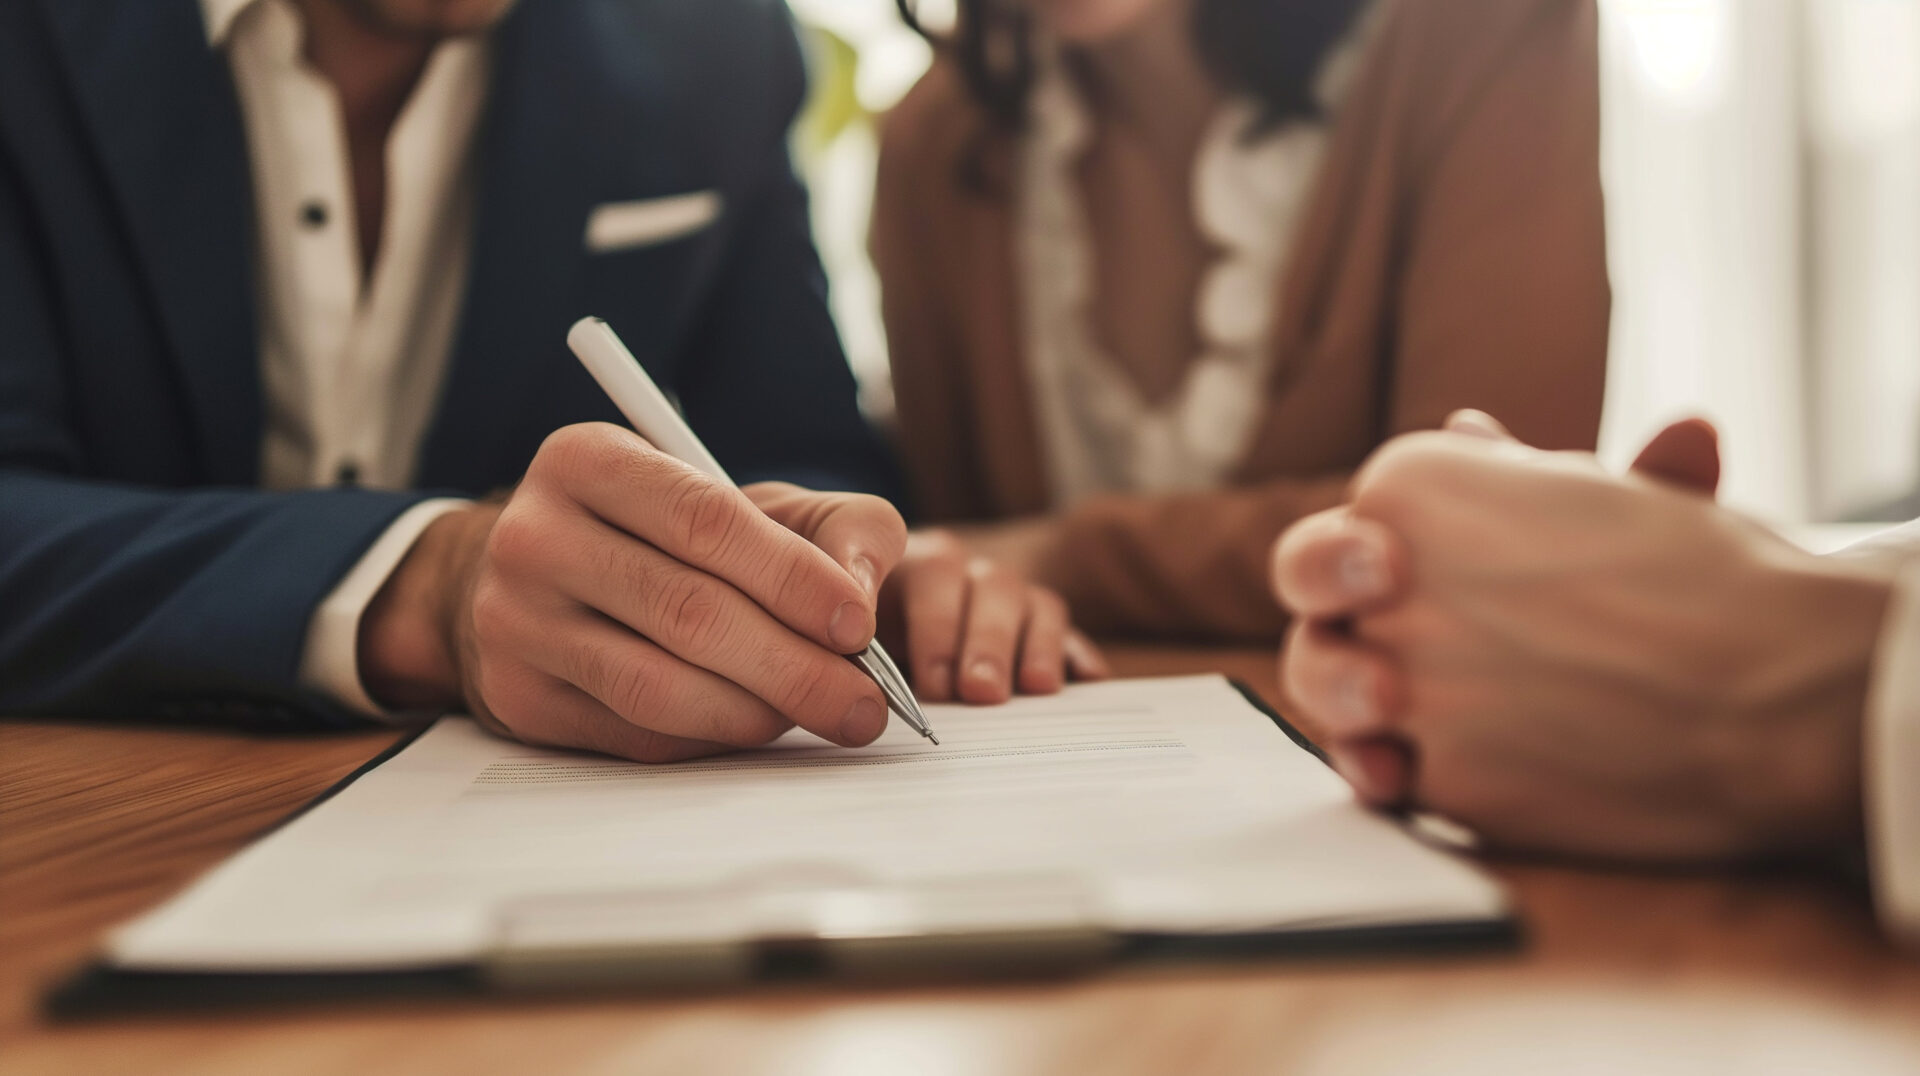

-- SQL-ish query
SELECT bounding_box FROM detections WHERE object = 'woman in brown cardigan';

[875,0,1610,644]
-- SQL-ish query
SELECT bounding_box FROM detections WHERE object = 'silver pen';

[566,317,937,745]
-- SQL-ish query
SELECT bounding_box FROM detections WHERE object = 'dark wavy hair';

[895,0,1369,136]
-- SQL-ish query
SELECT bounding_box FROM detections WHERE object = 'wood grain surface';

[4,646,1918,1076]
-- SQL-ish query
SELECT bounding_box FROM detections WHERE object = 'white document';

[110,676,1505,971]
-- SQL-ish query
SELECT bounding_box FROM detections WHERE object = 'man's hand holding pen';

[354,423,1098,762]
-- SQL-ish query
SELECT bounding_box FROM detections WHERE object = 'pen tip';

[926,732,941,746]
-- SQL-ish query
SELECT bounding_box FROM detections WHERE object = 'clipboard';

[44,682,1521,1019]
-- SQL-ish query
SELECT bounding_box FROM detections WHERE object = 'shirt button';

[300,201,329,228]
[335,461,360,486]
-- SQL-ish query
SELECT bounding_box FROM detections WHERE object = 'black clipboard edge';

[1226,677,1328,763]
[1218,679,1526,956]
[273,722,434,832]
[45,964,483,1020]
[45,914,1522,1022]
[45,683,1522,1021]
[41,723,439,1021]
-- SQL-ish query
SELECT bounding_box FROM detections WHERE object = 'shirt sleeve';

[297,498,469,716]
[1864,556,1920,947]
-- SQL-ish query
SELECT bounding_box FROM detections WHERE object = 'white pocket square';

[585,191,723,253]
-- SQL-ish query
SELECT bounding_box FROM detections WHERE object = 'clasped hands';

[1272,411,1893,863]
[359,423,1104,763]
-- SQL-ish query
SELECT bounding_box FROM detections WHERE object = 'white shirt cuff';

[298,499,471,718]
[1831,519,1920,572]
[1864,558,1920,948]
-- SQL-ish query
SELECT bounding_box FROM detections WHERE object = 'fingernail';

[967,658,999,688]
[841,696,887,745]
[829,601,873,653]
[850,555,879,602]
[1338,541,1386,600]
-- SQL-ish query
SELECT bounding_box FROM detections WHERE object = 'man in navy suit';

[0,0,1100,759]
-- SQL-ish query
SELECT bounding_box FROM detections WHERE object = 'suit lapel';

[41,0,262,485]
[419,0,694,490]
[43,0,703,492]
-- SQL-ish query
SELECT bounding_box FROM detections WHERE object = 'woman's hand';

[881,529,1109,704]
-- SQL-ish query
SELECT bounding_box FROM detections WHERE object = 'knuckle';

[653,572,730,653]
[483,504,546,574]
[534,422,612,481]
[601,655,663,725]
[1353,434,1474,522]
[469,663,511,722]
[966,556,1006,584]
[584,528,651,602]
[466,576,518,642]
[763,650,843,720]
[587,534,645,603]
[764,549,821,615]
[698,696,785,748]
[470,661,540,739]
[667,472,745,563]
[577,713,660,761]
[557,639,662,726]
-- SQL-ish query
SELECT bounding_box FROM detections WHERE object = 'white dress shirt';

[1013,8,1379,509]
[206,0,478,713]
[1841,521,1920,946]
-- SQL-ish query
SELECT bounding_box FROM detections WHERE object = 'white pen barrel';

[567,316,733,486]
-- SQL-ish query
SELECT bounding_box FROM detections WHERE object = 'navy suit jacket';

[0,0,901,726]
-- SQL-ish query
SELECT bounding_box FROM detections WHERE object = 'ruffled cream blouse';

[1014,18,1377,507]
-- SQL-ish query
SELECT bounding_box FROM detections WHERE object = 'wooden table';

[5,647,1919,1075]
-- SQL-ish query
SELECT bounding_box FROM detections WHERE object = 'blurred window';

[1603,0,1920,523]
[789,0,944,425]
